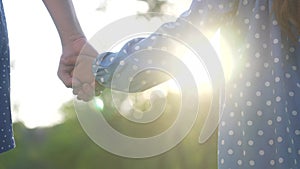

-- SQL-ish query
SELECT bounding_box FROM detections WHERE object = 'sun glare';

[93,97,105,111]
[162,29,233,95]
[7,0,233,128]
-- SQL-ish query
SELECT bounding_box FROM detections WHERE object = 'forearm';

[42,0,85,46]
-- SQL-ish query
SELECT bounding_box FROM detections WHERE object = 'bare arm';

[42,0,85,46]
[43,0,98,101]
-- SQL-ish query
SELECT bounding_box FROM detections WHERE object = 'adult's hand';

[58,37,90,88]
[43,0,101,101]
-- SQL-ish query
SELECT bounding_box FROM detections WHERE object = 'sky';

[3,0,192,128]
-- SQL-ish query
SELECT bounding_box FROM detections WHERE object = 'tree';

[97,0,169,17]
[137,0,168,18]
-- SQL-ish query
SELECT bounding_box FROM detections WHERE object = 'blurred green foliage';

[0,91,217,169]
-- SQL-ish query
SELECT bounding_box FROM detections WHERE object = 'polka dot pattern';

[92,0,300,168]
[0,0,15,154]
[206,0,300,168]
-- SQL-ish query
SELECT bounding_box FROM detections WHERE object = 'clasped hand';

[58,37,103,101]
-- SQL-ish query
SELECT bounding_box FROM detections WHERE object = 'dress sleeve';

[92,0,238,92]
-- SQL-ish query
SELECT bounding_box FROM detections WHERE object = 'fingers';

[60,53,78,66]
[75,83,95,102]
[94,81,105,96]
[57,64,73,88]
[58,53,94,88]
[74,81,106,102]
[72,86,81,95]
[58,39,100,101]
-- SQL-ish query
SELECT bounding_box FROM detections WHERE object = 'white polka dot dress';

[93,0,300,168]
[213,1,300,168]
[0,0,15,154]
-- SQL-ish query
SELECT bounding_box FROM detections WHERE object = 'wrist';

[61,33,86,47]
[92,52,116,86]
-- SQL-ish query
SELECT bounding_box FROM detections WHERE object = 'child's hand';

[72,53,103,101]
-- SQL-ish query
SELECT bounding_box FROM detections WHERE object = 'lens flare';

[93,97,104,111]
